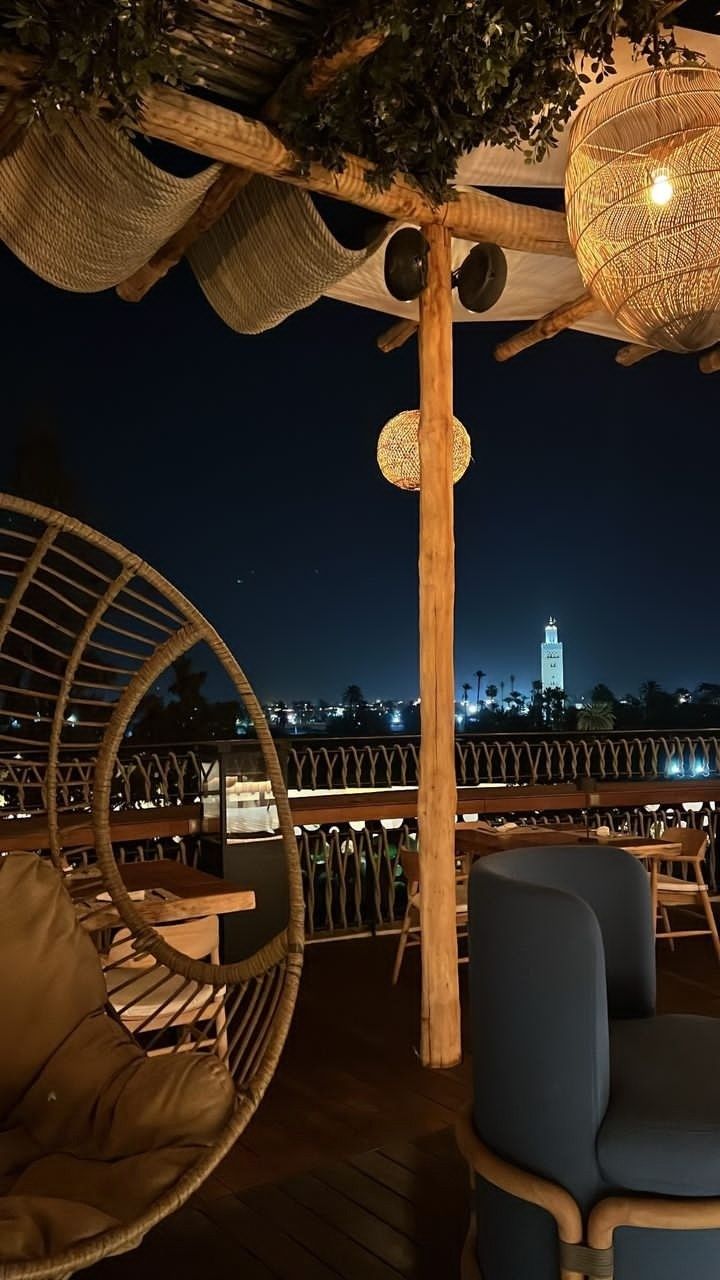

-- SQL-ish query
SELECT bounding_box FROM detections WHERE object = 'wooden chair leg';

[696,869,720,966]
[659,904,675,951]
[650,859,659,945]
[392,902,416,985]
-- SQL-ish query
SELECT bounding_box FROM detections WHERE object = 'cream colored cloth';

[0,117,219,290]
[188,175,367,332]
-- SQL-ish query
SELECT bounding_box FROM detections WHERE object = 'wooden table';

[0,804,206,853]
[455,824,682,862]
[66,858,255,932]
[455,824,581,856]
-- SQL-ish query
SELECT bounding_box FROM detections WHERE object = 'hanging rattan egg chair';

[0,494,304,1279]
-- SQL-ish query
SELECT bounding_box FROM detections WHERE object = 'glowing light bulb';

[649,169,673,206]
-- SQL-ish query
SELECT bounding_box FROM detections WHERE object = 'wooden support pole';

[377,318,418,353]
[699,345,720,374]
[417,222,461,1069]
[615,342,659,367]
[116,166,252,301]
[494,291,598,362]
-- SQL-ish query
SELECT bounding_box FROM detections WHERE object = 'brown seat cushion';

[11,1148,201,1220]
[0,853,235,1263]
[0,1195,120,1262]
[10,1007,235,1159]
[0,854,107,1117]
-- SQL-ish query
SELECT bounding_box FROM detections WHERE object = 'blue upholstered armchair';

[459,845,720,1280]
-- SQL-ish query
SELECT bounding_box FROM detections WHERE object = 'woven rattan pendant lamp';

[377,410,471,490]
[565,64,720,353]
[0,494,303,1279]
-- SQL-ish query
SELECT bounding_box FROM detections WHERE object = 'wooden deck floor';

[86,931,720,1280]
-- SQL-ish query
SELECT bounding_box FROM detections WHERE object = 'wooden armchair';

[104,916,228,1056]
[392,843,470,985]
[651,827,720,965]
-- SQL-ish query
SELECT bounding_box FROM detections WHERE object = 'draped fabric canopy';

[0,25,717,342]
[0,115,366,332]
[188,177,367,333]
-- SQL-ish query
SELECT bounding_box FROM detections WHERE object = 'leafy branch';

[0,0,186,126]
[274,0,700,203]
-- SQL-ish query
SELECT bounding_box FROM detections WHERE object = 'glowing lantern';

[565,65,720,352]
[377,410,471,490]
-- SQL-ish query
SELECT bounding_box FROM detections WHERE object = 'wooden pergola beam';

[118,29,389,302]
[0,50,39,90]
[615,343,659,367]
[493,291,598,362]
[377,318,418,353]
[136,86,572,257]
[0,49,572,256]
[117,166,253,302]
[263,29,388,122]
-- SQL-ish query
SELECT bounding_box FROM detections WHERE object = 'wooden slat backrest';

[661,826,708,862]
[106,915,219,969]
[399,844,420,889]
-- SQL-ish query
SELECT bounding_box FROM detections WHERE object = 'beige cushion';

[11,1146,204,1225]
[0,853,236,1263]
[0,1195,119,1262]
[0,854,107,1117]
[10,1008,235,1159]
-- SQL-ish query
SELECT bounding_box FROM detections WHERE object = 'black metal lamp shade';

[454,243,507,313]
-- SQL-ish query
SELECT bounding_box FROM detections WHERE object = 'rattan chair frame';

[0,494,304,1280]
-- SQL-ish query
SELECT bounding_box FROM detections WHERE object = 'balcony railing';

[296,806,720,938]
[288,731,720,791]
[2,731,718,814]
[2,733,719,939]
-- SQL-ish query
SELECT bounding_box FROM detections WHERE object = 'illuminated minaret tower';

[541,617,564,692]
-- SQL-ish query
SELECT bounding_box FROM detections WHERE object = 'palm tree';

[342,685,366,725]
[509,674,516,694]
[343,684,365,711]
[500,680,505,710]
[529,679,544,728]
[639,680,661,718]
[485,684,498,708]
[475,669,485,706]
[505,690,526,717]
[577,702,616,732]
[461,682,472,728]
[543,687,566,729]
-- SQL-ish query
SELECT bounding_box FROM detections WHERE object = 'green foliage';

[0,0,185,126]
[277,0,699,203]
[577,701,616,732]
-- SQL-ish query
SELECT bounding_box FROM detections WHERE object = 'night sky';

[2,14,719,706]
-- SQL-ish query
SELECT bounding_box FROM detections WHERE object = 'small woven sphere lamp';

[565,64,720,353]
[377,410,471,490]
